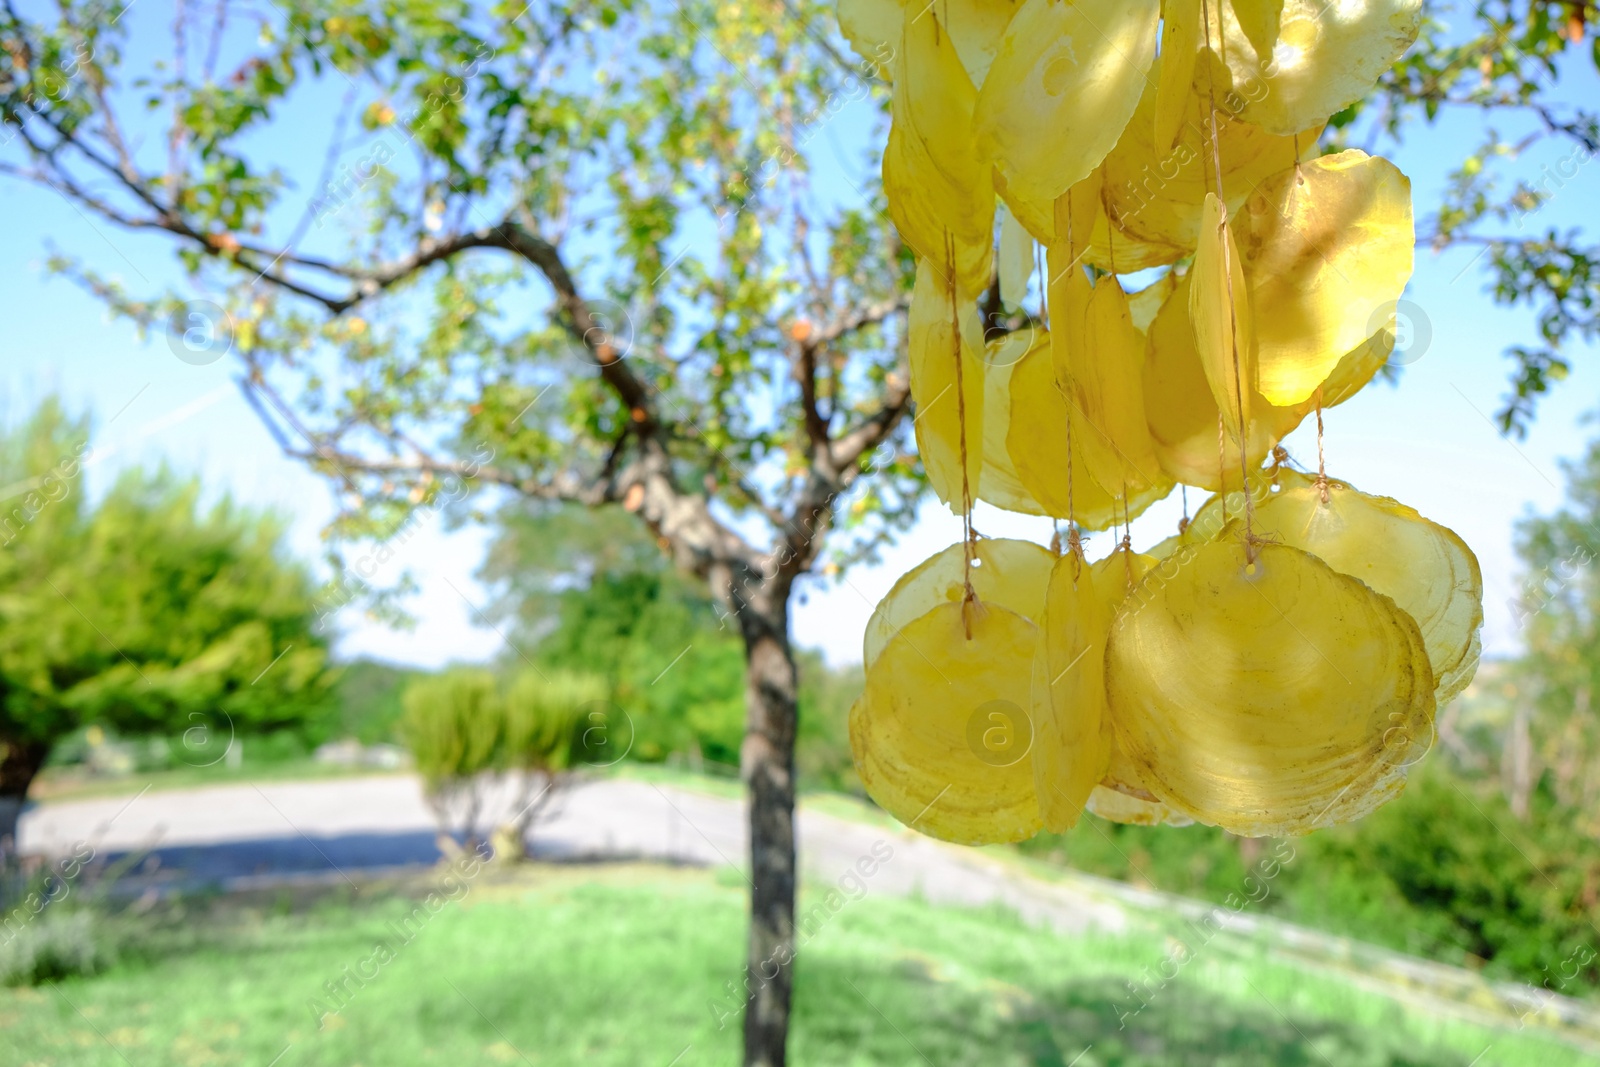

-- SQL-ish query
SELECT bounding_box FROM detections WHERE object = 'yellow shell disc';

[1090,544,1158,615]
[980,328,1050,515]
[837,0,905,76]
[1191,194,1255,436]
[1106,536,1436,835]
[1006,334,1174,530]
[884,10,995,297]
[1033,552,1112,831]
[1089,742,1195,827]
[1068,278,1168,501]
[975,0,1160,213]
[1144,272,1393,491]
[863,537,1055,668]
[1102,51,1322,254]
[839,0,1026,87]
[852,601,1045,844]
[1234,150,1414,407]
[908,259,987,510]
[1005,166,1186,269]
[1205,0,1424,136]
[1154,0,1203,152]
[1251,472,1484,702]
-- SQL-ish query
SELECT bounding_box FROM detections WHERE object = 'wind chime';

[843,0,1485,842]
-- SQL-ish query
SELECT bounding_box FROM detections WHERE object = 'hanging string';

[1202,0,1257,560]
[947,234,978,637]
[1315,385,1330,504]
[1121,487,1134,591]
[1063,191,1082,580]
[1216,412,1230,524]
[1036,243,1049,328]
[1103,177,1118,277]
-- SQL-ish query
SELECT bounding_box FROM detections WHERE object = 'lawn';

[0,863,1589,1067]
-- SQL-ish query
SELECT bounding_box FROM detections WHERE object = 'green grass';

[0,864,1588,1067]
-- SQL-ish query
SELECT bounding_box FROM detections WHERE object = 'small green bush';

[400,669,503,787]
[0,908,116,986]
[503,670,607,773]
[399,667,608,849]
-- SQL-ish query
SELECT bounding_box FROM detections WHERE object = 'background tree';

[0,398,334,854]
[481,501,868,783]
[3,1,1598,1062]
[480,504,748,765]
[1510,436,1600,831]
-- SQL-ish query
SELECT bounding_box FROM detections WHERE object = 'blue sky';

[4,4,1598,670]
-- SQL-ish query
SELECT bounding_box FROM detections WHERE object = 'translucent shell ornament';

[1203,0,1424,136]
[1250,471,1484,702]
[839,0,1479,847]
[979,327,1050,515]
[884,11,995,296]
[852,601,1045,844]
[975,0,1160,225]
[1143,272,1392,491]
[1102,50,1323,255]
[1234,150,1414,407]
[1005,331,1174,530]
[863,538,1055,668]
[1032,551,1111,831]
[1106,531,1436,836]
[837,0,1024,88]
[908,259,987,509]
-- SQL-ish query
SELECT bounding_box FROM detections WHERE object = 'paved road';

[16,773,1128,935]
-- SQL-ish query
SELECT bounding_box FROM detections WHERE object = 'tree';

[1,6,914,1059]
[0,399,334,852]
[1511,436,1600,831]
[2,1,1595,1062]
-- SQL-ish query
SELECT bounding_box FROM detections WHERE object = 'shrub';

[399,667,606,854]
[0,909,115,986]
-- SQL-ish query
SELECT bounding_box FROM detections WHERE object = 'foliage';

[400,669,504,786]
[481,502,746,764]
[332,658,424,745]
[1355,1,1600,433]
[0,0,922,592]
[0,869,1586,1066]
[0,399,334,822]
[502,669,604,773]
[1023,763,1600,995]
[483,501,868,779]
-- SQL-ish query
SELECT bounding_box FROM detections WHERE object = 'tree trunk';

[0,738,50,861]
[737,580,799,1067]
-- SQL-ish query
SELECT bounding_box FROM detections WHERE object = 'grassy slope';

[0,865,1587,1067]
